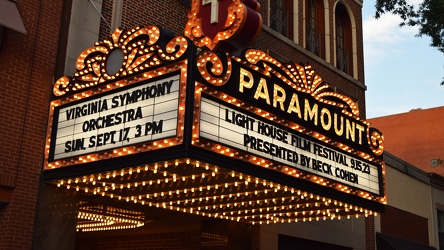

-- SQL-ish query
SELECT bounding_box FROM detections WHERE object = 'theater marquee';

[44,26,189,169]
[191,49,385,200]
[44,0,385,228]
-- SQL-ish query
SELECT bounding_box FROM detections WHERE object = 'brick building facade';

[0,0,442,249]
[369,106,444,176]
[0,1,64,249]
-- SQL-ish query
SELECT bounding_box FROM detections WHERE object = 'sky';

[362,1,444,118]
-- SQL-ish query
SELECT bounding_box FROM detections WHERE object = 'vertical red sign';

[185,0,263,52]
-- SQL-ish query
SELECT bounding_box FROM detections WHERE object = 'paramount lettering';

[239,68,366,146]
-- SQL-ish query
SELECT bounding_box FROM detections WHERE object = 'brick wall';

[99,0,114,41]
[380,205,430,245]
[365,215,376,250]
[99,0,191,37]
[251,224,261,250]
[0,0,63,249]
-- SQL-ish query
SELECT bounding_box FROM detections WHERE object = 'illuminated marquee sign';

[50,74,180,161]
[199,96,381,194]
[192,49,385,202]
[43,20,385,213]
[195,50,384,160]
[42,0,386,224]
[44,26,190,169]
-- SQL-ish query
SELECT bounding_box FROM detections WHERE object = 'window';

[335,4,352,74]
[305,0,325,58]
[270,0,293,40]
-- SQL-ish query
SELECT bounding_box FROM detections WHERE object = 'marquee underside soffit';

[53,158,378,231]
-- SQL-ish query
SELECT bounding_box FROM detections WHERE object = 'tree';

[374,0,444,84]
[375,0,444,53]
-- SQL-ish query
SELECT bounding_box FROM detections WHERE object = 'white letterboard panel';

[199,97,381,195]
[51,74,180,160]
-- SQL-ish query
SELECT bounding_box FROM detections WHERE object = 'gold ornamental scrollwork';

[242,49,360,118]
[241,49,384,156]
[196,50,232,86]
[368,128,384,156]
[53,26,190,96]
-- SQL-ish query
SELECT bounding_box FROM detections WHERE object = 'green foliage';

[375,0,444,54]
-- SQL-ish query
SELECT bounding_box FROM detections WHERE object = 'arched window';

[305,0,325,58]
[270,0,294,40]
[335,3,352,74]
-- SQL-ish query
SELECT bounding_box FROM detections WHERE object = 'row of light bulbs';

[48,31,385,212]
[56,158,378,228]
[76,205,144,232]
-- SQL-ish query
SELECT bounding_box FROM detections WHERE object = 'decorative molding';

[243,49,360,117]
[54,26,190,96]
